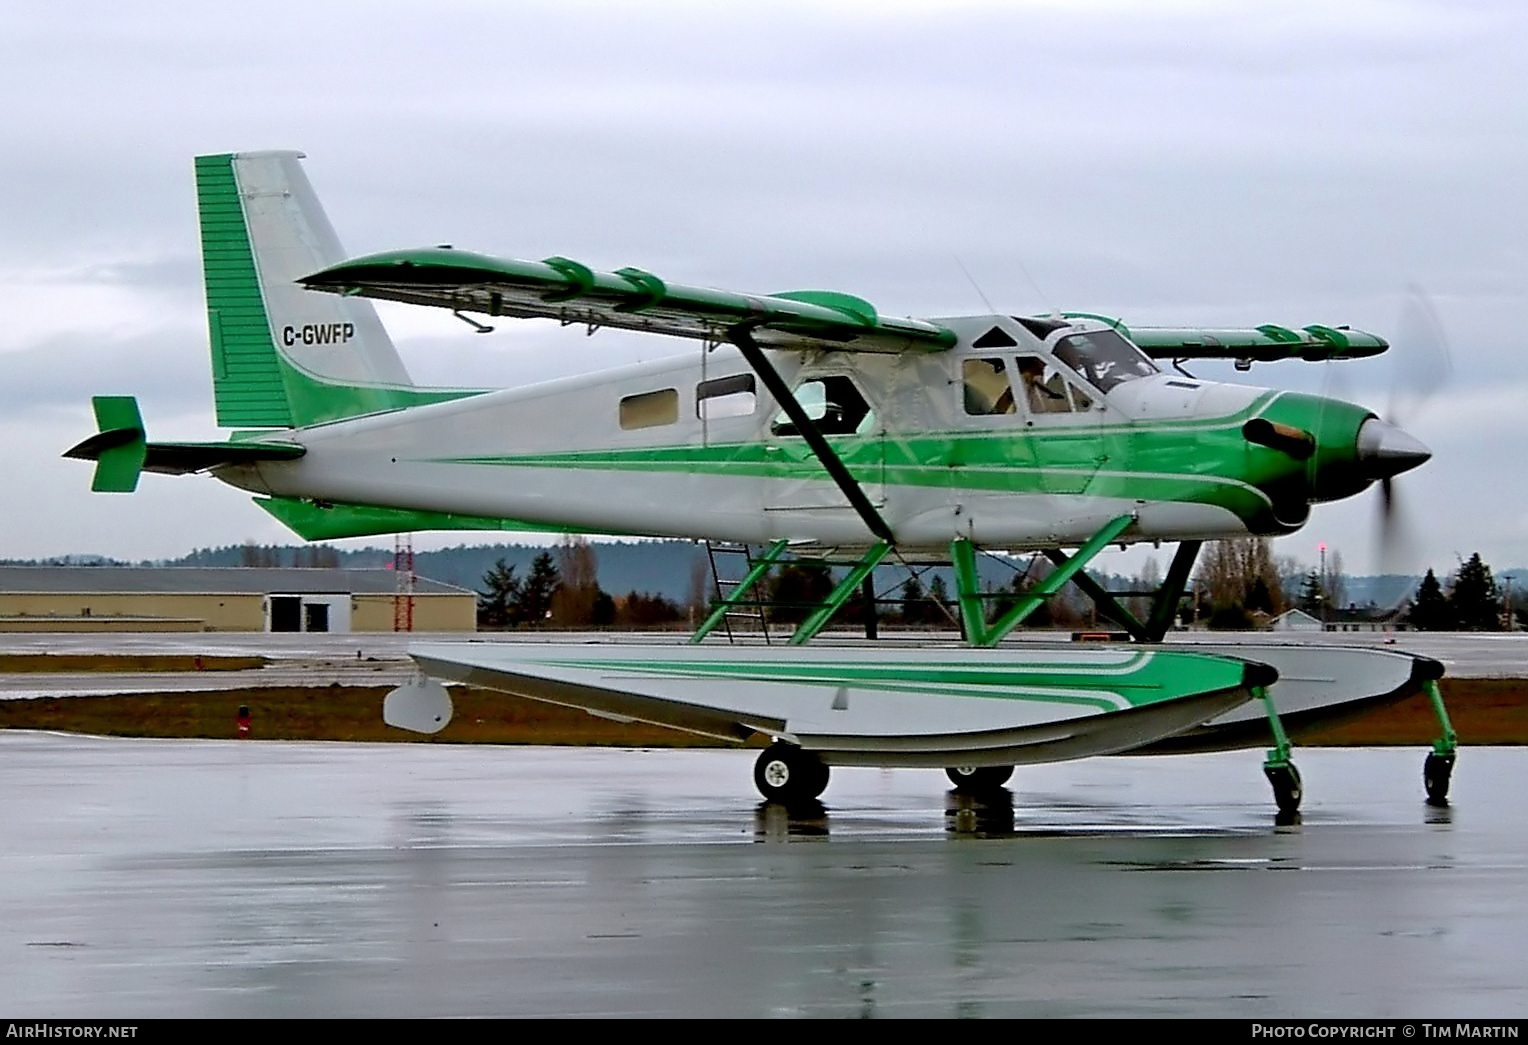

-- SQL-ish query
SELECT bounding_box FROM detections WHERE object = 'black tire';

[945,764,1014,793]
[1264,762,1302,815]
[754,743,829,803]
[1424,752,1455,805]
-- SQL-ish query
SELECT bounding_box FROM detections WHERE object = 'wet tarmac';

[3,732,1525,1017]
[3,630,1525,706]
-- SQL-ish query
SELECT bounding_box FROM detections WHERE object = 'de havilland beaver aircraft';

[68,151,1458,814]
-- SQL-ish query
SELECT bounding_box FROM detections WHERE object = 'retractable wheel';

[945,765,1014,794]
[754,742,829,803]
[1263,762,1302,815]
[1423,752,1455,805]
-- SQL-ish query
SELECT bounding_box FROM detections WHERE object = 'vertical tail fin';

[196,151,473,428]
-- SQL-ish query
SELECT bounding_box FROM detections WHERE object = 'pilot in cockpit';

[1018,356,1071,414]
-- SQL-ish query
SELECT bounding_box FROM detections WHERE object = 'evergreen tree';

[1297,570,1325,618]
[616,591,684,627]
[899,575,926,624]
[477,558,522,628]
[519,552,560,625]
[766,561,834,624]
[1406,568,1452,631]
[1448,553,1502,631]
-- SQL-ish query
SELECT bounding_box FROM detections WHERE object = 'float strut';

[951,515,1133,647]
[1258,683,1303,815]
[1424,679,1458,757]
[790,542,891,645]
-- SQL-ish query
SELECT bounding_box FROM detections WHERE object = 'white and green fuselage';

[217,332,1372,557]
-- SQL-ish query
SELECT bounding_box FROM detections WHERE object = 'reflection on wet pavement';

[2,733,1525,1017]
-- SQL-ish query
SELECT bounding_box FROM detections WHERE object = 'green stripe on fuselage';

[417,390,1367,533]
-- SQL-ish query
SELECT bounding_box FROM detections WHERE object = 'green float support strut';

[952,514,1134,647]
[690,539,790,643]
[789,542,891,645]
[1425,679,1458,757]
[1259,684,1294,769]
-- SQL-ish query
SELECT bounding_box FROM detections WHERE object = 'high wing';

[1063,312,1389,362]
[301,247,1387,363]
[301,248,957,355]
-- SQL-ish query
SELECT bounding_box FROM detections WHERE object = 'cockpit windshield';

[1052,329,1158,394]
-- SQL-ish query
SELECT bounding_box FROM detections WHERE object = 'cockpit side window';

[1015,355,1075,415]
[770,375,875,436]
[1053,330,1158,394]
[962,357,1016,416]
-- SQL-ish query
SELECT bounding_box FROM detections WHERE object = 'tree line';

[476,537,692,629]
[1184,538,1517,632]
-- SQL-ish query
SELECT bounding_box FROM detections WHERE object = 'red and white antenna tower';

[393,533,415,632]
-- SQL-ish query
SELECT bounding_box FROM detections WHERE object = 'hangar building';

[0,566,476,633]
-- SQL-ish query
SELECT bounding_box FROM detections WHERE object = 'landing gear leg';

[1422,679,1458,806]
[754,742,829,804]
[1257,684,1302,816]
[945,765,1014,795]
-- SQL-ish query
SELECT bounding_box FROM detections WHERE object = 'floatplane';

[67,151,1457,813]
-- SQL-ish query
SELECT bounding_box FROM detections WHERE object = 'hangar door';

[266,594,352,633]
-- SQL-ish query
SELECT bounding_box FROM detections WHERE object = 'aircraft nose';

[1356,417,1431,480]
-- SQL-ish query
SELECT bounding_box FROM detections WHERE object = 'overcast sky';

[1,0,1523,580]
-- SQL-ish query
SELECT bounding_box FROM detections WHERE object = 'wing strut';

[726,325,895,545]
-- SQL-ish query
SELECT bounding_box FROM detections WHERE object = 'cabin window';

[1053,329,1157,393]
[619,388,679,430]
[963,357,1016,415]
[697,373,757,420]
[770,375,874,437]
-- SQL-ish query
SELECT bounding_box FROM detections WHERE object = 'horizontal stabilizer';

[302,248,957,355]
[77,396,147,492]
[64,396,304,490]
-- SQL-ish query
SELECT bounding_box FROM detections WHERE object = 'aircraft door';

[764,373,885,512]
[1014,355,1109,496]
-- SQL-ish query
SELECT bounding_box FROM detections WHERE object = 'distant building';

[1269,609,1323,632]
[1267,604,1407,634]
[0,567,475,633]
[1324,603,1407,633]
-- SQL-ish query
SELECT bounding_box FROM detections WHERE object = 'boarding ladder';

[701,541,775,644]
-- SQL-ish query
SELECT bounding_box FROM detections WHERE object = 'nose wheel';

[945,764,1014,795]
[754,742,829,804]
